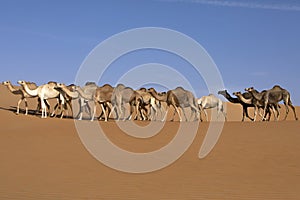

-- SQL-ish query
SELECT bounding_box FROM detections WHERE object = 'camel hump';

[272,85,283,90]
[47,81,57,84]
[85,81,97,86]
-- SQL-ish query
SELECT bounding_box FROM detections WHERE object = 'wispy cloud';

[161,0,300,11]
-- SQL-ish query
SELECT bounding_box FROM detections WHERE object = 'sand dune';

[0,85,300,199]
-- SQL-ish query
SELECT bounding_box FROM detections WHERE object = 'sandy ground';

[0,84,300,199]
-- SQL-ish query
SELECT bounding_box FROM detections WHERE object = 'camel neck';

[250,91,263,101]
[6,83,19,93]
[76,88,93,100]
[22,84,38,97]
[236,94,252,104]
[62,87,79,98]
[149,90,167,102]
[223,92,239,104]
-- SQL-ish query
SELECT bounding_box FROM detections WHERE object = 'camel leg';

[288,100,298,120]
[198,105,204,122]
[16,98,23,115]
[41,99,47,118]
[91,101,97,121]
[169,105,178,122]
[204,109,208,121]
[159,103,166,121]
[162,105,169,121]
[100,104,108,121]
[243,106,253,121]
[272,106,278,121]
[181,107,188,121]
[24,98,28,115]
[253,106,259,122]
[283,103,289,120]
[220,105,227,121]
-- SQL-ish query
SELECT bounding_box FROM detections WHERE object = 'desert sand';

[0,84,300,199]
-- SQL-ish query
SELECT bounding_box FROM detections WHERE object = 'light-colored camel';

[218,90,254,121]
[233,91,272,121]
[148,87,199,121]
[73,82,98,120]
[18,80,66,118]
[197,94,226,121]
[248,85,297,121]
[52,83,76,118]
[110,84,142,121]
[55,83,91,120]
[2,81,42,115]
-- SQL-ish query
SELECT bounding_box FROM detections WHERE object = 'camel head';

[245,87,254,92]
[56,83,66,88]
[2,81,11,85]
[17,80,27,86]
[218,90,227,95]
[139,87,147,92]
[147,88,156,93]
[233,91,242,96]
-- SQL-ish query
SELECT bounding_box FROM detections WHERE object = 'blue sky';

[0,0,300,104]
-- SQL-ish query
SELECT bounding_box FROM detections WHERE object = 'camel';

[91,84,114,122]
[18,81,66,118]
[244,87,280,121]
[2,81,49,115]
[52,83,76,118]
[218,90,254,121]
[73,82,98,120]
[110,84,142,121]
[148,87,199,122]
[136,88,162,121]
[233,91,272,121]
[55,83,91,120]
[197,94,227,121]
[247,86,297,121]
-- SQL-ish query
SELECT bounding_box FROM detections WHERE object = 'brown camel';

[136,88,162,121]
[91,84,114,122]
[249,85,297,121]
[110,84,142,121]
[218,90,254,121]
[245,87,280,121]
[233,91,272,121]
[148,87,199,121]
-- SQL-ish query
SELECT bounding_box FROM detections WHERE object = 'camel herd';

[1,81,298,122]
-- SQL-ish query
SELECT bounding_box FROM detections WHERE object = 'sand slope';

[0,85,300,199]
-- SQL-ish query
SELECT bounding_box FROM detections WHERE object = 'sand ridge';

[0,84,300,199]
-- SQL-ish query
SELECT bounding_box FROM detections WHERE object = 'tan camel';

[18,80,66,118]
[233,91,272,121]
[91,84,114,122]
[248,85,297,121]
[2,81,52,115]
[110,84,142,121]
[2,81,37,115]
[136,88,162,121]
[148,87,199,121]
[197,94,226,121]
